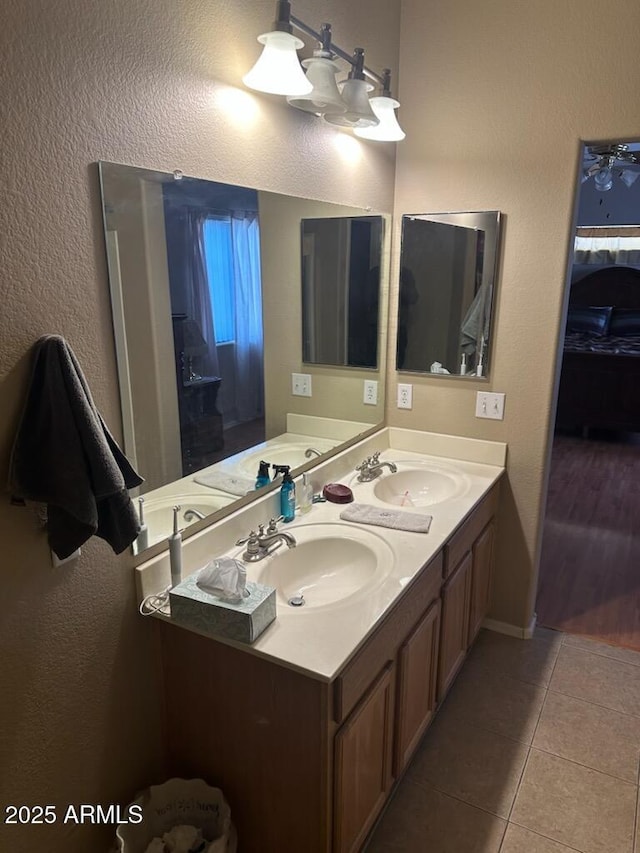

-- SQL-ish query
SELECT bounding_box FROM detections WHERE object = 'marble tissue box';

[169,575,276,644]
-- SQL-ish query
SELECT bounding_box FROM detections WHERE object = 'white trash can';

[115,778,237,853]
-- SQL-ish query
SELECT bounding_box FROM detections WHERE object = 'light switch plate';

[397,383,413,409]
[292,373,312,397]
[363,379,378,405]
[475,391,505,420]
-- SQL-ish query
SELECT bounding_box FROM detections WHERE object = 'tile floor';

[366,627,640,853]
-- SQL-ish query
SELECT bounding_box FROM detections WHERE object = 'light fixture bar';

[289,14,386,88]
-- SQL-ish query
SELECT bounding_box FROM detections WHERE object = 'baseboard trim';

[482,613,537,640]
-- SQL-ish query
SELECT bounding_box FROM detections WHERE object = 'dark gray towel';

[9,335,143,559]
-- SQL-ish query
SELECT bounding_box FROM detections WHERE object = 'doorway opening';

[536,139,640,650]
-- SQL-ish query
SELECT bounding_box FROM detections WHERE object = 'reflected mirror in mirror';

[397,211,501,377]
[302,216,383,368]
[98,162,389,554]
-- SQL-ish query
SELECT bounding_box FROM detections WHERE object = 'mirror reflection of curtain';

[184,210,220,377]
[574,234,640,266]
[231,213,264,422]
[203,213,264,424]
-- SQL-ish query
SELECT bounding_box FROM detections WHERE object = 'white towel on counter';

[194,471,255,496]
[340,503,432,533]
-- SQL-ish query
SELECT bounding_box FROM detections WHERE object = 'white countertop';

[136,428,506,682]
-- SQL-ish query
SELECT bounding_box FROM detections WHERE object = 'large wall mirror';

[397,211,501,377]
[98,162,389,555]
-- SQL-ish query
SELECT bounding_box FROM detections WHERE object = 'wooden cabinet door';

[394,599,441,776]
[334,665,394,853]
[437,551,472,701]
[468,521,495,644]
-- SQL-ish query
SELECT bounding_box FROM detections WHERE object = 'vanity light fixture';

[243,1,404,142]
[354,70,406,141]
[324,49,379,129]
[286,24,346,117]
[242,1,312,96]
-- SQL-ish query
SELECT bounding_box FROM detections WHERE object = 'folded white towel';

[340,503,432,533]
[194,471,255,497]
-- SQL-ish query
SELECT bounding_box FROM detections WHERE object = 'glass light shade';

[287,56,346,115]
[324,79,379,128]
[594,167,613,192]
[354,96,405,141]
[620,169,640,188]
[243,31,312,97]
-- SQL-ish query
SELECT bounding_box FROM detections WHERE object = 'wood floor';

[536,430,640,650]
[206,417,265,466]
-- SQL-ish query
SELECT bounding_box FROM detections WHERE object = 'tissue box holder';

[169,575,276,644]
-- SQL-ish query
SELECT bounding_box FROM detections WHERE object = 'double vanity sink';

[137,427,506,853]
[217,456,474,616]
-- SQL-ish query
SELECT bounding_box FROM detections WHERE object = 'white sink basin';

[140,493,235,547]
[371,461,470,508]
[232,441,335,480]
[256,522,394,609]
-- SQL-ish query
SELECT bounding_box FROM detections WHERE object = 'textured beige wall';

[0,1,399,851]
[259,192,388,438]
[392,0,640,628]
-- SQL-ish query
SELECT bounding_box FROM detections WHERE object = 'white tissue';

[430,361,450,374]
[145,840,166,853]
[163,824,205,852]
[197,557,250,603]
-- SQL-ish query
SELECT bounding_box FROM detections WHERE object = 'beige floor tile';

[406,708,529,817]
[550,645,640,718]
[366,780,506,853]
[443,661,546,744]
[563,634,640,668]
[500,823,581,853]
[535,626,564,648]
[468,630,560,687]
[511,749,636,853]
[534,691,640,782]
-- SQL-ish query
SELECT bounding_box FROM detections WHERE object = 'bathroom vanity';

[139,430,504,853]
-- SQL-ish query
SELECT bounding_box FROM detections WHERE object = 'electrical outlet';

[397,383,413,409]
[475,391,505,420]
[363,379,378,405]
[292,372,312,397]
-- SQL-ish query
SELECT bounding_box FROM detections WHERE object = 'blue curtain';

[184,210,219,377]
[202,212,264,423]
[203,218,235,344]
[231,213,264,422]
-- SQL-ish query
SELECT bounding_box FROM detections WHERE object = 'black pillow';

[609,308,640,337]
[566,306,613,336]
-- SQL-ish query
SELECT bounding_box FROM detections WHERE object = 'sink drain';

[288,593,305,607]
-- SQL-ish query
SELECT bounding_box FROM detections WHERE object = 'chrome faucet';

[305,447,323,459]
[235,518,297,562]
[183,508,206,523]
[355,451,398,482]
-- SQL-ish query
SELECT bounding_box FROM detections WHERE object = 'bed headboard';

[569,266,640,308]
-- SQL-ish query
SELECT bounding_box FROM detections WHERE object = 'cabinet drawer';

[334,552,443,724]
[444,484,499,578]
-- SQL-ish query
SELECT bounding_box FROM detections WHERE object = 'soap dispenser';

[255,460,271,490]
[299,472,313,514]
[278,465,296,523]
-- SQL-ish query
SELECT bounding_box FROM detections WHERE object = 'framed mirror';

[98,162,389,554]
[396,211,501,377]
[301,216,383,369]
